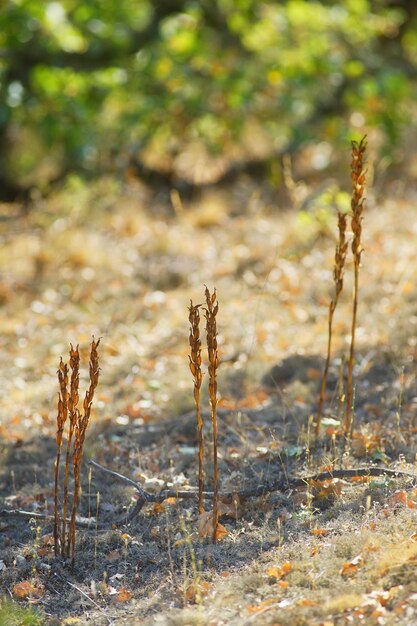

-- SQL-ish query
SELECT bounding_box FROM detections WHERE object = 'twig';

[3,465,416,529]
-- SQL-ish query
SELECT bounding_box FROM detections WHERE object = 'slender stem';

[204,287,219,541]
[345,262,359,435]
[61,420,74,556]
[188,302,204,514]
[196,393,204,514]
[53,453,61,556]
[316,301,336,434]
[345,135,366,437]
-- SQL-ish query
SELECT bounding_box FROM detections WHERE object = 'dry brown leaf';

[184,581,212,604]
[246,598,275,614]
[266,561,292,580]
[198,511,228,540]
[12,580,44,599]
[309,478,343,498]
[311,528,329,536]
[387,490,417,509]
[114,588,132,603]
[351,432,382,458]
[340,554,363,577]
[218,495,243,519]
[215,523,228,541]
[298,598,318,607]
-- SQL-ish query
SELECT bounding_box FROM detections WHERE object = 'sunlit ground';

[1,170,416,441]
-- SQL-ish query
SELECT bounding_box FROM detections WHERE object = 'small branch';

[2,465,416,530]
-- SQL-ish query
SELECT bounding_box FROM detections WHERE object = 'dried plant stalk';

[53,339,100,562]
[188,301,204,514]
[204,287,219,541]
[345,136,367,436]
[68,338,100,563]
[61,344,80,556]
[53,360,68,555]
[316,211,348,434]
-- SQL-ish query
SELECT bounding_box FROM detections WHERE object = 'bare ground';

[1,167,417,625]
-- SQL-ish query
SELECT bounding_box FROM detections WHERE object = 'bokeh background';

[1,0,417,198]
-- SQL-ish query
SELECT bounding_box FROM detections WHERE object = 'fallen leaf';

[183,581,212,604]
[266,561,292,580]
[309,478,343,499]
[246,598,275,614]
[215,523,229,541]
[198,511,228,541]
[114,588,132,603]
[311,528,329,536]
[218,495,243,519]
[12,580,44,599]
[340,554,363,577]
[387,490,417,509]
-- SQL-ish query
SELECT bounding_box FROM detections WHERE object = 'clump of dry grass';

[204,287,220,542]
[345,136,367,436]
[188,301,204,514]
[53,338,100,563]
[316,211,348,434]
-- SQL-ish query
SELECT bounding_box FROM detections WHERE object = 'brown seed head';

[334,211,348,298]
[204,287,219,403]
[351,136,367,263]
[188,301,203,392]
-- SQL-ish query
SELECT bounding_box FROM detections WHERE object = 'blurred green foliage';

[0,0,416,194]
[0,599,44,626]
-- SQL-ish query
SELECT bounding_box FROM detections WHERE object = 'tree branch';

[2,463,416,530]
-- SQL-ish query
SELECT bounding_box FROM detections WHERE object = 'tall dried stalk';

[188,301,204,514]
[316,211,348,434]
[53,360,68,555]
[53,339,100,562]
[68,338,100,563]
[345,136,367,436]
[61,344,80,556]
[204,287,219,542]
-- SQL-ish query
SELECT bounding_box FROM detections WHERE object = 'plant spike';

[53,359,68,556]
[188,301,204,514]
[61,344,80,557]
[68,338,100,563]
[345,135,367,436]
[204,286,219,542]
[53,339,100,563]
[316,211,348,434]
